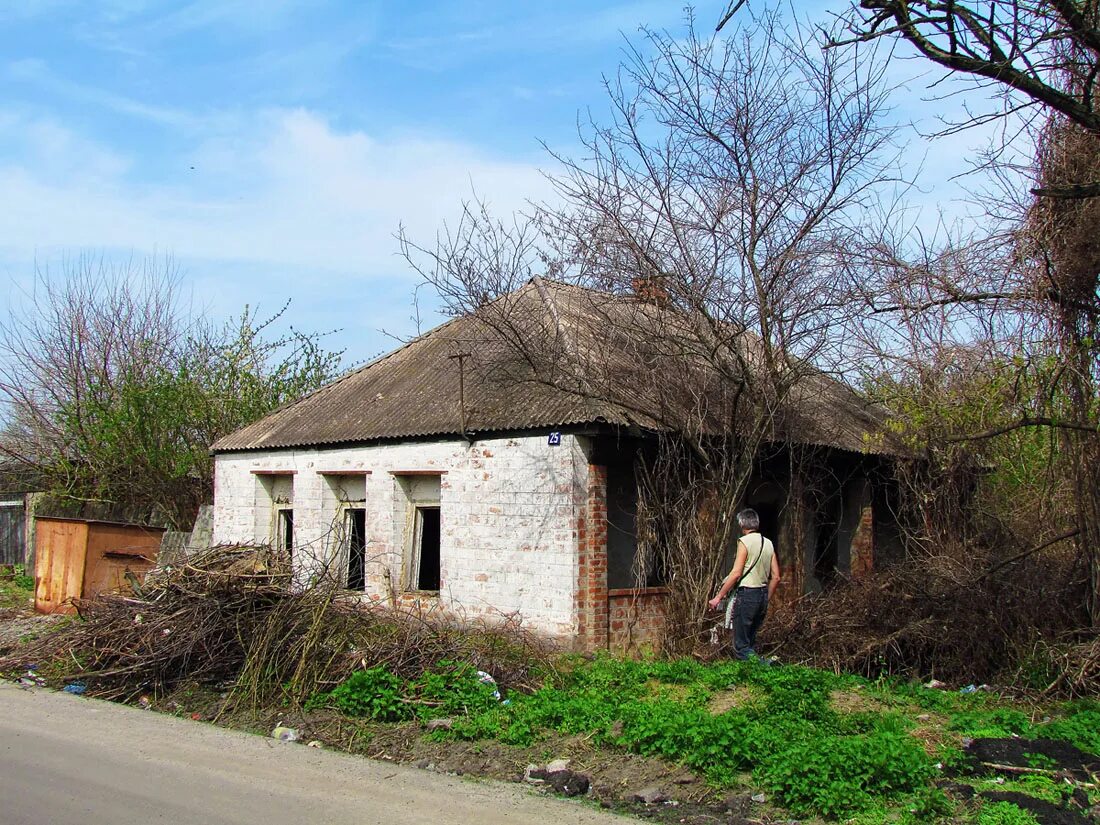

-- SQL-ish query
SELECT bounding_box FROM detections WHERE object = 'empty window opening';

[345,508,366,591]
[411,506,441,591]
[277,509,294,559]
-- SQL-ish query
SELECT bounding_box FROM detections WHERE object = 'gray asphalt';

[0,682,627,825]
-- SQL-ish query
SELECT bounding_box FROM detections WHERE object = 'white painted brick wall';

[212,434,590,638]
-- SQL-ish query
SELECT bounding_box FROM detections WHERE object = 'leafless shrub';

[762,542,1090,690]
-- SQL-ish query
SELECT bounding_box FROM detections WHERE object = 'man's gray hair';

[736,508,760,531]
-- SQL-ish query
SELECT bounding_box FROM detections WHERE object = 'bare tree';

[829,0,1100,198]
[0,255,343,528]
[404,11,901,651]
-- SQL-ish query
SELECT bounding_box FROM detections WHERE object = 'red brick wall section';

[609,589,667,655]
[850,504,874,578]
[575,464,609,651]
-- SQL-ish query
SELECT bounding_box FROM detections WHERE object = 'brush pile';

[760,548,1097,696]
[0,544,552,704]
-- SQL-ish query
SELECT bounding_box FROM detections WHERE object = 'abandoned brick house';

[211,279,904,652]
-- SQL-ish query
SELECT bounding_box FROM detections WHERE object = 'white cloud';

[0,107,554,279]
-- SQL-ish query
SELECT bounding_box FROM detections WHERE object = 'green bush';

[412,661,500,720]
[325,666,410,722]
[755,727,934,818]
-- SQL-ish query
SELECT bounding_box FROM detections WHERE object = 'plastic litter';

[62,682,87,695]
[476,670,501,701]
[960,684,978,694]
[924,679,946,689]
[271,725,300,742]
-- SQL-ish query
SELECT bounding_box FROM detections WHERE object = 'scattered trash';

[523,764,544,784]
[306,740,323,748]
[271,725,299,742]
[917,714,932,721]
[62,682,87,695]
[960,684,978,694]
[924,679,946,689]
[138,695,152,709]
[189,712,203,721]
[546,758,570,773]
[751,792,767,804]
[425,718,454,732]
[476,670,501,700]
[21,669,46,687]
[134,614,143,624]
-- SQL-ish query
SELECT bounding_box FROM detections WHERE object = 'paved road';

[0,682,626,825]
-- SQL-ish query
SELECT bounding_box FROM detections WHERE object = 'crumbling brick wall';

[212,434,590,638]
[608,588,667,654]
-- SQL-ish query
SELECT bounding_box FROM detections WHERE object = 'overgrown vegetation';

[0,257,343,528]
[310,653,1098,822]
[0,564,34,610]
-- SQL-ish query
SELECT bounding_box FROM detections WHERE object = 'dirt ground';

[220,705,782,825]
[0,607,64,653]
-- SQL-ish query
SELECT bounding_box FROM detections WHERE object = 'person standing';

[707,508,781,660]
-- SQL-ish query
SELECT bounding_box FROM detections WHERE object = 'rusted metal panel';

[82,522,163,599]
[33,517,165,614]
[34,518,88,614]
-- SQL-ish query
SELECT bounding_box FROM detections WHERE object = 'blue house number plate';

[548,431,562,446]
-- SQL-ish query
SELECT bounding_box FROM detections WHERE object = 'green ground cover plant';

[314,655,1098,821]
[975,801,1042,825]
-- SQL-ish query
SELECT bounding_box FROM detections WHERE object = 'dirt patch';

[707,685,761,714]
[964,738,1100,782]
[171,700,773,825]
[0,609,64,655]
[829,686,889,715]
[979,791,1091,825]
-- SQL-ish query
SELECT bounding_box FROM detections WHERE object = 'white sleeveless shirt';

[736,532,774,589]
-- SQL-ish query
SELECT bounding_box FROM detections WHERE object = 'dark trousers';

[732,586,768,660]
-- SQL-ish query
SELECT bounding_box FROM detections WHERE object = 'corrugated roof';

[212,280,901,455]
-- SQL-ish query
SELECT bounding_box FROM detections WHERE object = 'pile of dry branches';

[0,544,552,705]
[759,548,1096,695]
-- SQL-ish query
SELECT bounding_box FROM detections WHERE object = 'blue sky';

[0,0,989,362]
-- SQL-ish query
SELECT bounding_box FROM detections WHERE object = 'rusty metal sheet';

[82,522,164,600]
[34,519,88,614]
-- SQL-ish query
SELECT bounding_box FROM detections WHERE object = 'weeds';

[0,563,34,610]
